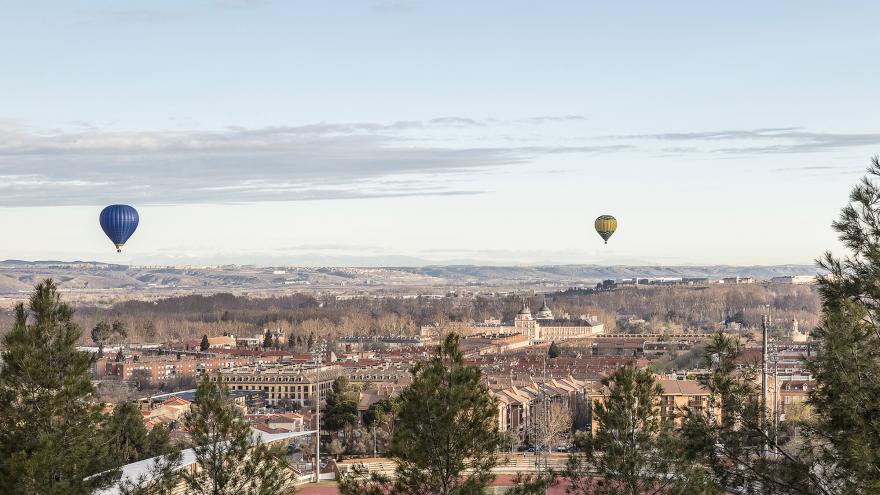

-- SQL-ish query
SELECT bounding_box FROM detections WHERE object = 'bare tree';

[532,401,572,453]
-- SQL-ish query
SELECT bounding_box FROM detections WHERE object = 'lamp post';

[311,342,326,483]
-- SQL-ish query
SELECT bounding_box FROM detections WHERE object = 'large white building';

[512,299,604,341]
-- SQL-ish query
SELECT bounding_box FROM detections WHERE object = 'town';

[37,273,816,493]
[3,2,878,494]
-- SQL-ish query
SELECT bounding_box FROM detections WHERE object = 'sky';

[1,0,879,266]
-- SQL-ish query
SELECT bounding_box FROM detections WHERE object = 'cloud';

[520,115,588,124]
[620,128,801,141]
[618,127,880,154]
[0,118,619,207]
[660,147,699,154]
[428,117,486,128]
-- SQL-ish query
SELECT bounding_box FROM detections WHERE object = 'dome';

[535,297,554,320]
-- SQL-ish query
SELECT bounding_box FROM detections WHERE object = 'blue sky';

[1,0,879,266]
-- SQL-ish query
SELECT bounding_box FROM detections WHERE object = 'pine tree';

[200,334,210,352]
[388,333,501,495]
[181,375,289,495]
[0,279,116,494]
[547,341,561,358]
[678,333,817,494]
[676,160,880,495]
[324,376,359,447]
[263,329,273,349]
[105,401,173,464]
[567,364,706,495]
[809,157,880,493]
[363,397,398,455]
[92,320,113,357]
[92,320,128,358]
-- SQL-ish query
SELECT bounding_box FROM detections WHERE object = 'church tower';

[514,300,538,339]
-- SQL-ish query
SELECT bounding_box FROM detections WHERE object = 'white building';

[512,300,604,341]
[770,275,817,285]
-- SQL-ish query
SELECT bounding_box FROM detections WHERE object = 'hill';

[0,260,818,299]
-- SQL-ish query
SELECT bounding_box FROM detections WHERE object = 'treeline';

[0,280,811,346]
[564,283,819,332]
[0,280,820,348]
[65,292,616,345]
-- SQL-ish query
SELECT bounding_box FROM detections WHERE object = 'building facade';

[216,363,346,407]
[512,300,605,341]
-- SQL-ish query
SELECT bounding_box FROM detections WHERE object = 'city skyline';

[2,1,879,265]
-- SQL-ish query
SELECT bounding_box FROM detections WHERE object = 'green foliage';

[199,334,209,352]
[363,397,397,427]
[390,333,502,495]
[115,452,183,495]
[337,466,390,495]
[92,320,112,355]
[324,376,359,434]
[342,333,501,495]
[263,329,273,349]
[505,472,559,495]
[91,319,128,357]
[650,343,706,373]
[362,397,398,455]
[547,341,561,358]
[0,279,116,494]
[181,375,289,495]
[676,161,880,494]
[678,333,816,494]
[567,364,706,495]
[105,401,173,464]
[809,156,880,493]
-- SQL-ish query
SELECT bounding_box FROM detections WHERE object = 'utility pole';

[540,356,549,495]
[535,358,544,478]
[761,314,769,460]
[771,344,779,459]
[311,342,326,483]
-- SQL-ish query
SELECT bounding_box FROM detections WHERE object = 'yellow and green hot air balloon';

[594,215,617,244]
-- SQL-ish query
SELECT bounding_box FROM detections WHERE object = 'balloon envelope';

[100,205,139,252]
[594,215,617,244]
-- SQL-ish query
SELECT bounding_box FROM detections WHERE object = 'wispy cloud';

[0,117,617,207]
[520,115,588,124]
[618,127,880,154]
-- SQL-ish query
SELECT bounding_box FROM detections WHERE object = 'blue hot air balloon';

[99,205,139,252]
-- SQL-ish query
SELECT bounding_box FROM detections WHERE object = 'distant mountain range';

[0,260,819,296]
[397,264,820,281]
